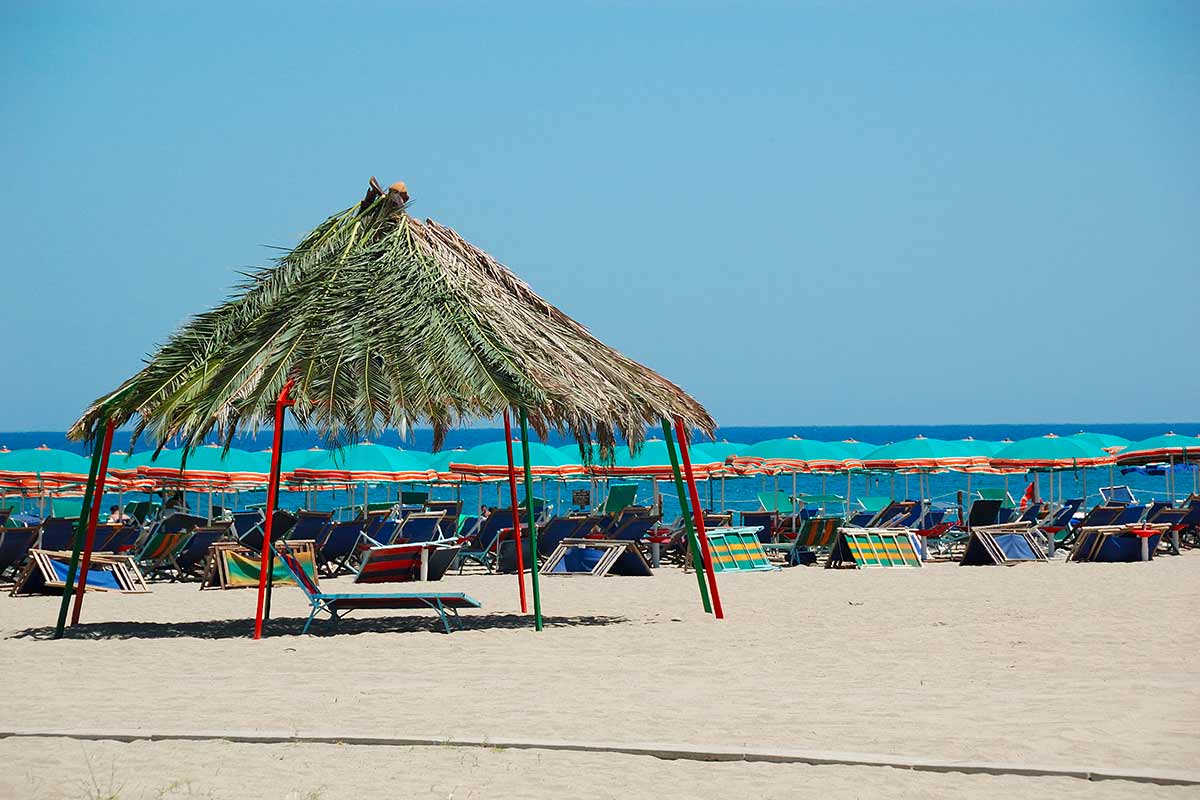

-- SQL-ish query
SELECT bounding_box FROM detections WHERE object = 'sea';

[4,423,1197,521]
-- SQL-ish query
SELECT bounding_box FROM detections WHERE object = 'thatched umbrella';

[58,179,720,637]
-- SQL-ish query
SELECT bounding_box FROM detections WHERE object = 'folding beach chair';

[0,527,37,578]
[1099,486,1137,506]
[756,491,794,514]
[959,524,1047,566]
[424,500,462,537]
[314,519,366,576]
[394,511,446,545]
[277,547,481,634]
[536,516,594,557]
[739,510,777,544]
[607,513,662,543]
[11,549,148,595]
[456,511,515,573]
[963,499,1002,531]
[284,510,332,542]
[231,510,265,545]
[171,524,231,580]
[541,538,655,577]
[36,517,78,551]
[356,540,463,584]
[135,529,191,579]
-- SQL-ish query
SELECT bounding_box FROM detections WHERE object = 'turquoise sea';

[4,423,1197,520]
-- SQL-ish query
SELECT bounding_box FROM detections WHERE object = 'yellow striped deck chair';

[826,528,922,569]
[703,527,774,572]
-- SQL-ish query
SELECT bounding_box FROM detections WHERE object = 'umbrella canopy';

[691,441,747,462]
[861,436,989,472]
[733,437,856,474]
[1070,432,1130,454]
[601,438,720,478]
[990,434,1115,471]
[1114,432,1200,465]
[137,444,267,487]
[836,439,878,459]
[69,179,714,458]
[0,446,93,486]
[451,440,571,477]
[291,442,435,483]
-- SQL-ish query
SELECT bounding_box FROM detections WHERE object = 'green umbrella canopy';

[600,438,721,478]
[990,434,1115,471]
[426,448,468,474]
[69,180,714,456]
[136,444,266,484]
[737,437,857,473]
[450,440,571,477]
[0,446,93,482]
[1070,432,1130,454]
[834,439,878,459]
[291,442,434,482]
[861,436,986,472]
[691,441,747,462]
[1114,432,1200,465]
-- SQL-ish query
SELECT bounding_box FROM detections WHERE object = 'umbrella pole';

[517,410,543,631]
[721,476,726,512]
[674,417,723,619]
[502,410,528,614]
[54,415,113,638]
[1169,455,1175,503]
[662,419,712,614]
[253,379,294,640]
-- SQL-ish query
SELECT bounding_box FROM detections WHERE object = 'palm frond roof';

[70,179,714,456]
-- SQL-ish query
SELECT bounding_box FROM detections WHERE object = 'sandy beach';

[1,553,1198,798]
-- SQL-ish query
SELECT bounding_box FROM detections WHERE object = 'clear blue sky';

[1,1,1196,430]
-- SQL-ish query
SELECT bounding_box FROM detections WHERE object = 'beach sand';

[1,553,1197,798]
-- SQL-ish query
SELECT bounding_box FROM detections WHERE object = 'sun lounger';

[606,513,662,543]
[0,527,37,578]
[602,483,639,514]
[424,500,462,537]
[456,511,518,572]
[756,491,794,514]
[278,546,480,634]
[355,540,462,583]
[285,510,332,542]
[136,530,191,578]
[231,510,265,544]
[1069,524,1168,563]
[536,516,594,557]
[393,511,445,544]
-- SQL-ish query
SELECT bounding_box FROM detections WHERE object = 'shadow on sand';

[9,612,628,641]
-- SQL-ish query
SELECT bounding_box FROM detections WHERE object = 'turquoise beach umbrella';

[0,446,92,484]
[737,437,851,473]
[291,442,435,482]
[1114,432,1200,465]
[990,434,1114,471]
[1070,432,1130,454]
[450,440,570,477]
[862,436,986,472]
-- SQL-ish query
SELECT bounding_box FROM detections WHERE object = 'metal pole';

[675,417,723,619]
[253,379,294,640]
[517,410,543,631]
[662,419,711,613]
[502,410,528,614]
[53,417,107,639]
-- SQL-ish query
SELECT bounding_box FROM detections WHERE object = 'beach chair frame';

[11,549,148,595]
[825,528,922,569]
[540,538,654,577]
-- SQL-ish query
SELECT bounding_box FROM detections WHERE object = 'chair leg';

[434,599,452,635]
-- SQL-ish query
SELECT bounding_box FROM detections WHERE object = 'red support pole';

[254,379,295,640]
[674,417,723,619]
[503,410,528,613]
[70,418,116,626]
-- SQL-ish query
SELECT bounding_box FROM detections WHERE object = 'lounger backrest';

[1016,502,1043,524]
[424,501,462,535]
[398,511,445,544]
[1148,507,1187,526]
[289,511,332,541]
[537,516,589,554]
[611,514,661,542]
[0,527,37,569]
[372,519,400,546]
[966,499,1002,528]
[475,511,515,549]
[38,517,77,551]
[231,510,264,540]
[361,510,391,541]
[1113,505,1146,526]
[319,520,365,557]
[1099,485,1137,505]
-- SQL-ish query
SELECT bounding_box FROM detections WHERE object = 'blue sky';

[1,1,1196,429]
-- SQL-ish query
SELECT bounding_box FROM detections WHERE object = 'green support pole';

[54,418,107,639]
[517,409,543,631]
[661,419,713,614]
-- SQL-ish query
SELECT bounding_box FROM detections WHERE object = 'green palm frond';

[69,181,715,453]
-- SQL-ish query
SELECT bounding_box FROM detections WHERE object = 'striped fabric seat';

[703,527,774,572]
[826,528,922,569]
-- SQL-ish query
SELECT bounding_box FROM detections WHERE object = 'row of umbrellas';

[1,432,1197,493]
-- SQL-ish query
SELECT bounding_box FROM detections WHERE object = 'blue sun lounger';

[277,548,481,634]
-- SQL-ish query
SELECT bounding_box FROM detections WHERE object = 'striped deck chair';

[826,528,922,568]
[278,547,481,634]
[703,527,775,572]
[136,530,191,578]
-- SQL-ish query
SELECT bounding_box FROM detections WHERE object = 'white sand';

[1,553,1198,798]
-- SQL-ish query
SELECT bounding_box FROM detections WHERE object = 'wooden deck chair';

[200,540,317,590]
[277,546,481,634]
[11,550,148,595]
[959,524,1048,566]
[541,538,653,577]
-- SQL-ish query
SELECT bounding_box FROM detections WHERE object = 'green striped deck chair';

[136,530,191,576]
[703,527,774,572]
[798,517,842,550]
[826,528,922,569]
